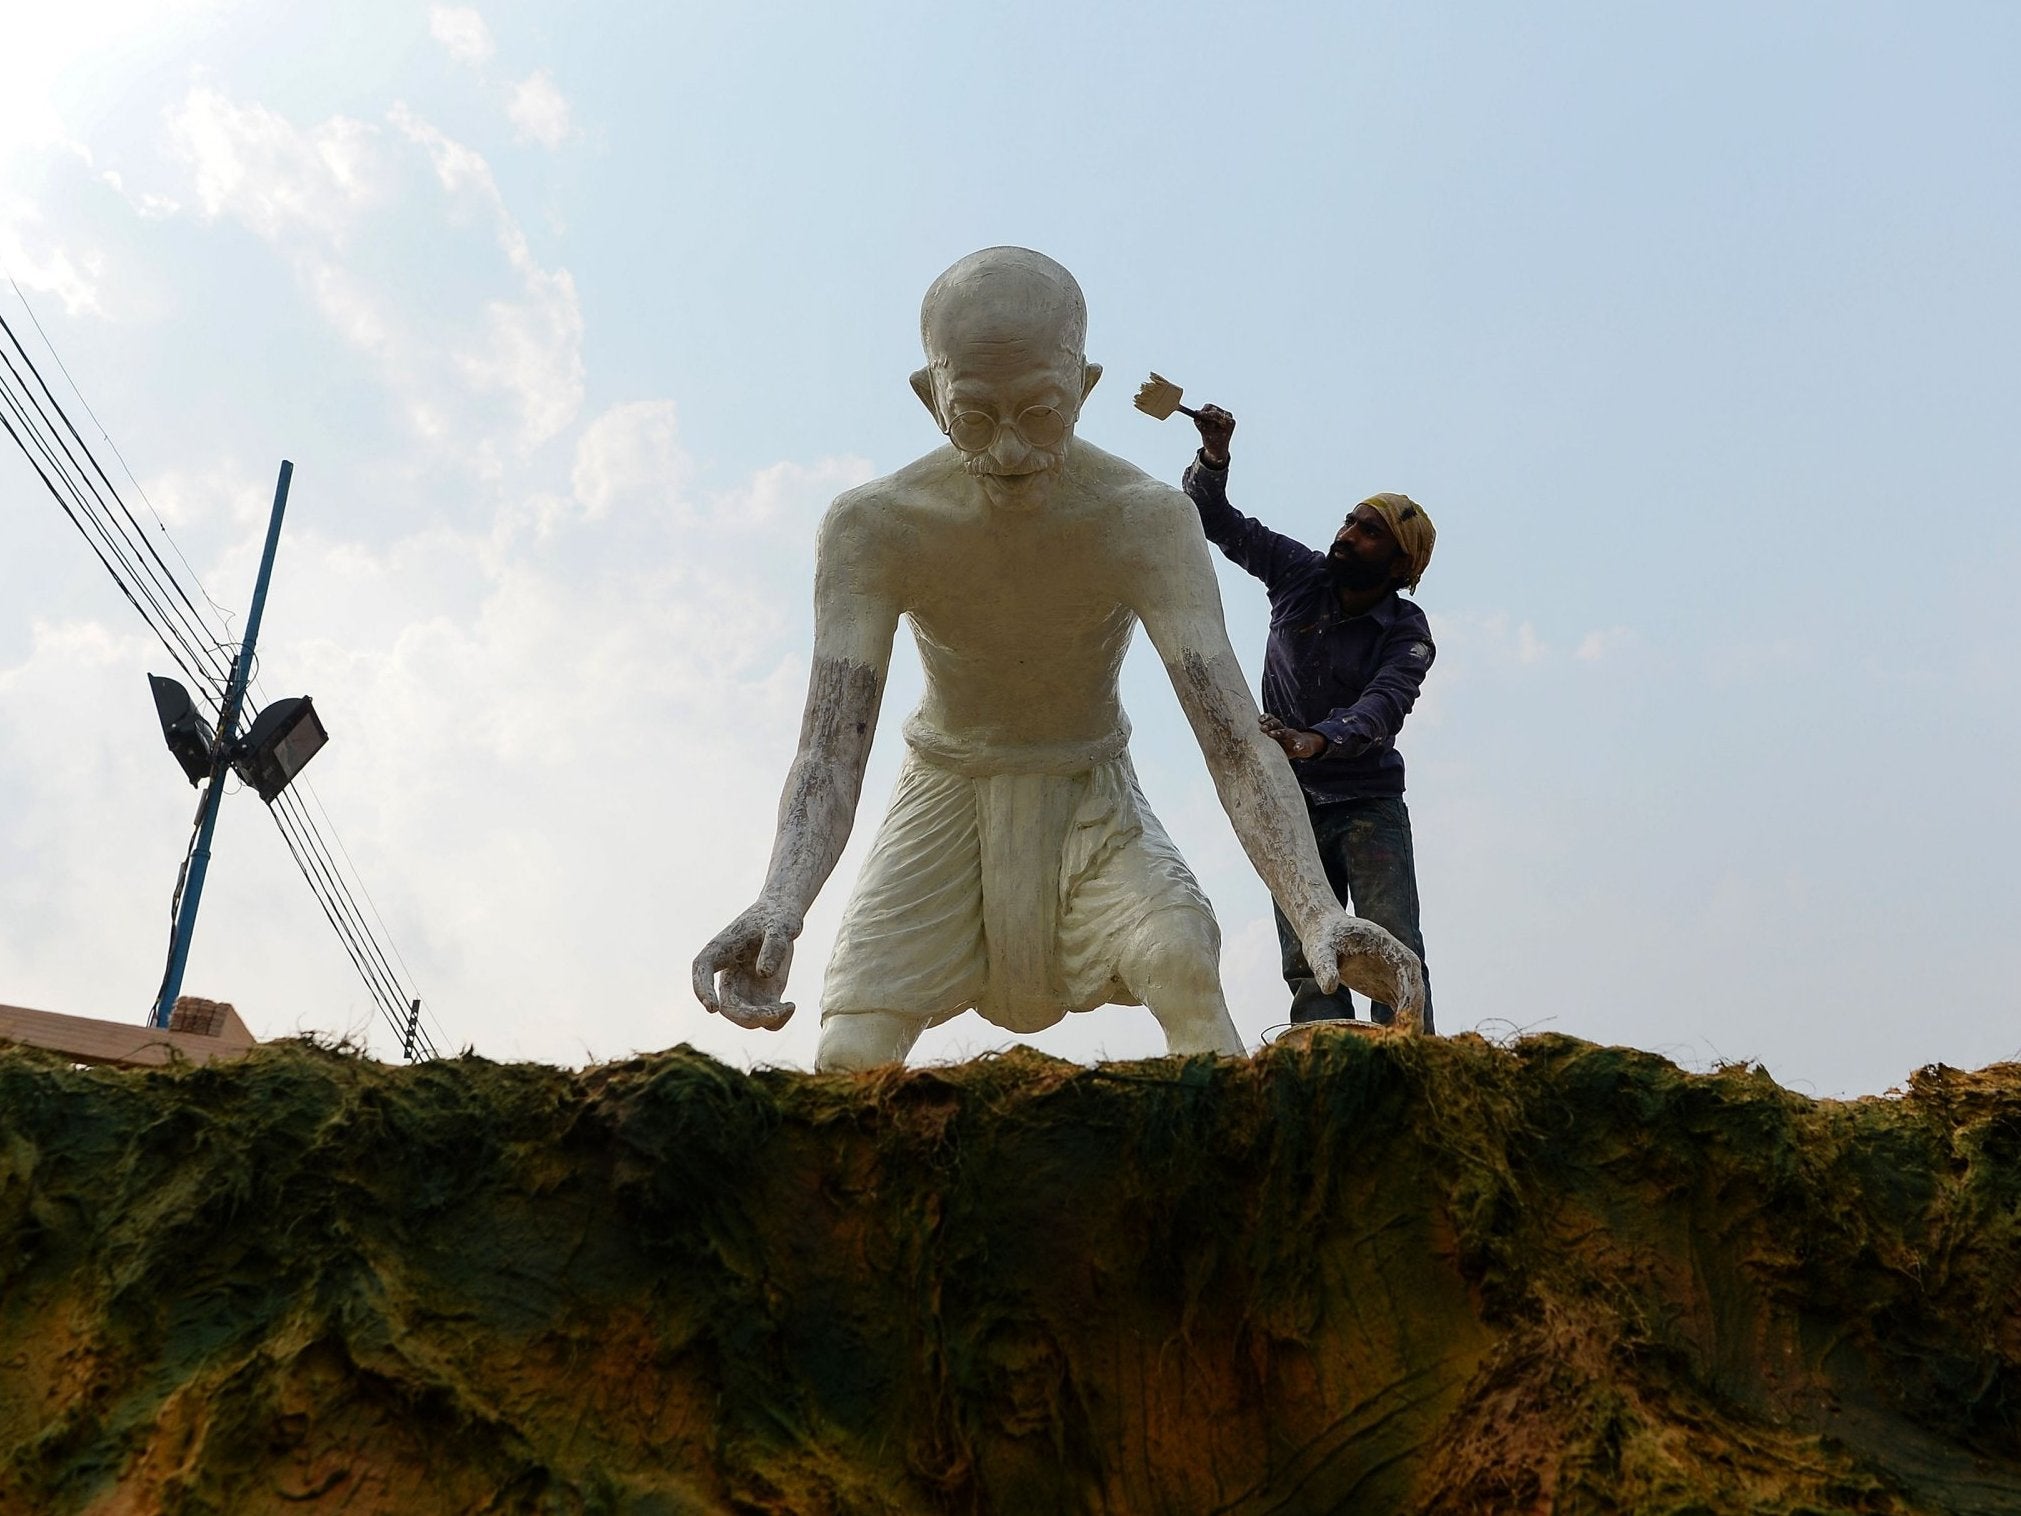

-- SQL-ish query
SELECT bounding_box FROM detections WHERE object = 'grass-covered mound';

[1,1032,2017,1514]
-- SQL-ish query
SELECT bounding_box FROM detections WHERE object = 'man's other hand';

[1193,403,1236,465]
[1260,712,1327,761]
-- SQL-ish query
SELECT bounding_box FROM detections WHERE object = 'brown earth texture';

[1,1030,2018,1514]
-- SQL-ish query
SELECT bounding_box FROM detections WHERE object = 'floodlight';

[148,674,216,786]
[231,696,328,803]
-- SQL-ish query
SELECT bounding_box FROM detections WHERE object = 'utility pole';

[149,460,301,1028]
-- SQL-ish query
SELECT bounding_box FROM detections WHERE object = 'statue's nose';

[987,431,1042,474]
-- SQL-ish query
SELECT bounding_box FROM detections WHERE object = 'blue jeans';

[1273,795,1434,1033]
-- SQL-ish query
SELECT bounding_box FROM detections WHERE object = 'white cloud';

[0,8,109,163]
[1575,625,1639,662]
[0,211,104,316]
[388,102,491,198]
[389,103,584,453]
[506,71,573,150]
[297,257,398,365]
[159,85,584,465]
[571,401,693,523]
[0,613,247,1038]
[96,168,180,220]
[1424,610,1556,679]
[428,6,495,67]
[457,260,584,449]
[135,459,271,536]
[168,87,381,243]
[710,458,875,530]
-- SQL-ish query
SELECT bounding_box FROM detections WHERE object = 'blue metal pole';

[150,460,294,1028]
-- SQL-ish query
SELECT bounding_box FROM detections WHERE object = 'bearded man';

[1182,402,1440,1032]
[691,248,1424,1070]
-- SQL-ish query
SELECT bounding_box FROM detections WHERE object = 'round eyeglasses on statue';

[944,405,1069,454]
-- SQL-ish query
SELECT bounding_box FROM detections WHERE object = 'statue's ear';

[1081,361,1103,401]
[909,366,944,429]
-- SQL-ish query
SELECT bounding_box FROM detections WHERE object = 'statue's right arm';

[691,494,901,1029]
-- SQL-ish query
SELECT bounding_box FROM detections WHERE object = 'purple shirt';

[1183,454,1434,803]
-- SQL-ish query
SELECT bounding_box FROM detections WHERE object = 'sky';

[1,2,2016,1094]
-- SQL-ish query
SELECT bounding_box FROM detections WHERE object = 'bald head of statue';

[910,247,1104,511]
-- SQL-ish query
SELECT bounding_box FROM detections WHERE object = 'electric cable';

[6,277,243,634]
[245,668,454,1057]
[0,349,230,694]
[271,788,438,1059]
[271,787,438,1059]
[269,794,428,1055]
[294,773,453,1054]
[0,310,230,670]
[0,338,228,677]
[295,800,438,1059]
[269,791,426,1055]
[3,281,446,1059]
[3,284,238,707]
[0,392,223,697]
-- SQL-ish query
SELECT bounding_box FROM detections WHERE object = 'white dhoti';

[821,742,1218,1034]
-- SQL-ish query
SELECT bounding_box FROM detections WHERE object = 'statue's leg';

[1064,759,1240,1057]
[817,754,984,1072]
[815,1009,932,1071]
[1117,906,1242,1057]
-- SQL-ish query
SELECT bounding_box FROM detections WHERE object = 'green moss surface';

[1,1032,2016,1514]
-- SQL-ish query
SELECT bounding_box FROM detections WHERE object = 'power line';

[245,674,450,1055]
[0,319,232,688]
[0,377,225,699]
[270,787,437,1059]
[1,282,447,1060]
[0,308,230,667]
[269,792,435,1058]
[294,774,454,1054]
[269,793,412,1051]
[0,353,229,695]
[4,308,441,1060]
[251,669,456,1058]
[5,276,242,634]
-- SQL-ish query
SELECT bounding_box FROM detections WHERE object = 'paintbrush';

[1131,372,1200,422]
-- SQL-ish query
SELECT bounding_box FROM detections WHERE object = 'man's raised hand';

[1192,403,1236,465]
[691,898,803,1030]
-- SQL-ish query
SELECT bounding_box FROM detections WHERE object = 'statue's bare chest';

[902,528,1134,655]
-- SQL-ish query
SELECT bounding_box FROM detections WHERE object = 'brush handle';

[1174,404,1200,420]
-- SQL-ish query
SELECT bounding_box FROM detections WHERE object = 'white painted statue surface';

[692,248,1425,1069]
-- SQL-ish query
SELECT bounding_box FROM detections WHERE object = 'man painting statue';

[691,248,1424,1071]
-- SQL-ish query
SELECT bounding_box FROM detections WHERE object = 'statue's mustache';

[962,448,1064,479]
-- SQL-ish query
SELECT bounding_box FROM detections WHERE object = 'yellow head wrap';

[1360,493,1436,593]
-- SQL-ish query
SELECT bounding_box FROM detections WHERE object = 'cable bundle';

[1,283,452,1061]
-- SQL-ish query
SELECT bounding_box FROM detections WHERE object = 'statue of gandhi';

[692,247,1425,1070]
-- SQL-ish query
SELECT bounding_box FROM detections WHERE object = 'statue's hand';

[1301,911,1427,1033]
[691,899,803,1030]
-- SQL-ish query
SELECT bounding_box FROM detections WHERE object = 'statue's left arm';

[1126,486,1428,1022]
